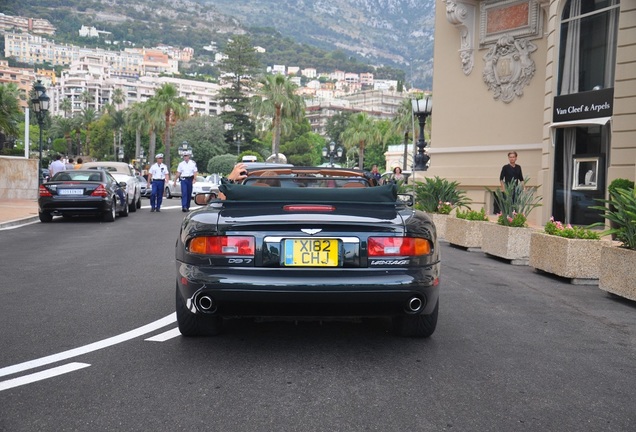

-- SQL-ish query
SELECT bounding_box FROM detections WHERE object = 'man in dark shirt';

[500,151,524,190]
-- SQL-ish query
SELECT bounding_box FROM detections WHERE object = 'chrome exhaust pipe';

[406,296,423,313]
[197,295,217,313]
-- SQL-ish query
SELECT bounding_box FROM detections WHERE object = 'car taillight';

[91,184,108,197]
[189,236,255,256]
[283,205,335,212]
[39,185,52,197]
[368,237,431,256]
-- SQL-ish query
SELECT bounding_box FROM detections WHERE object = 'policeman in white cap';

[147,153,169,212]
[174,150,198,212]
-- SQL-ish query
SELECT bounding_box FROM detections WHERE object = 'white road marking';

[145,327,182,342]
[0,313,176,379]
[0,362,91,392]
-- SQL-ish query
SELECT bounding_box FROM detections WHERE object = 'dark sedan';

[175,167,441,338]
[38,169,129,222]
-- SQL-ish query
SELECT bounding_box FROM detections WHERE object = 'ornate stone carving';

[444,0,476,76]
[482,34,537,103]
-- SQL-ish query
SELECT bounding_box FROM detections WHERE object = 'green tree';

[390,98,415,171]
[59,97,72,118]
[142,98,165,162]
[125,103,146,159]
[217,35,261,146]
[88,115,115,160]
[0,83,21,141]
[325,111,353,146]
[172,115,228,171]
[49,116,75,156]
[340,113,382,169]
[207,154,239,176]
[281,132,323,166]
[251,74,304,161]
[152,83,188,168]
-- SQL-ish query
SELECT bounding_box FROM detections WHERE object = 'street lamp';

[118,147,124,161]
[178,141,192,157]
[234,132,242,156]
[412,96,432,171]
[31,81,50,184]
[322,141,343,167]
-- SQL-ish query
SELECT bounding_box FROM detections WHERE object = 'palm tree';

[50,117,75,155]
[125,103,146,159]
[142,98,165,162]
[390,98,416,171]
[0,83,21,140]
[111,87,125,111]
[251,74,304,162]
[152,83,188,168]
[80,91,92,109]
[77,108,97,156]
[340,113,382,169]
[59,98,72,119]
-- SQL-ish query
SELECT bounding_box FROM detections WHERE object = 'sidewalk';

[0,199,39,229]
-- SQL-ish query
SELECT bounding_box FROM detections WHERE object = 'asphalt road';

[1,204,635,432]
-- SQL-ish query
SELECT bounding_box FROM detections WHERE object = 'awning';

[550,117,611,128]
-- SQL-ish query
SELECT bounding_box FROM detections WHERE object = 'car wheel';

[165,187,172,199]
[39,212,53,223]
[176,285,223,336]
[120,197,130,217]
[103,200,116,222]
[392,299,438,338]
[135,194,141,210]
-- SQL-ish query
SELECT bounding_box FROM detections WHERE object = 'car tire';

[165,187,172,199]
[103,200,116,222]
[135,194,141,210]
[176,285,223,336]
[392,299,438,338]
[120,198,130,217]
[39,212,53,223]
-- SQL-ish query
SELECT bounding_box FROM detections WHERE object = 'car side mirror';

[119,181,127,187]
[397,193,414,207]
[194,193,217,205]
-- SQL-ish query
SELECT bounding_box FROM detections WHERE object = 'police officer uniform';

[175,151,198,212]
[148,153,169,212]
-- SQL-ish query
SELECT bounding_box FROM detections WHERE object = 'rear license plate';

[284,239,339,267]
[59,189,83,195]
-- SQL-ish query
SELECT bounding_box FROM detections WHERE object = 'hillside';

[1,0,435,88]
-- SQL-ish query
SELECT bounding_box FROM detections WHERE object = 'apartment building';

[428,0,634,227]
[50,55,223,117]
[0,60,36,108]
[0,13,55,36]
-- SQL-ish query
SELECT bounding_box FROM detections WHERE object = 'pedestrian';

[498,151,524,212]
[148,153,169,212]
[65,158,75,170]
[49,155,66,178]
[174,150,198,212]
[370,164,382,181]
[391,166,404,183]
[499,151,524,190]
[74,157,83,169]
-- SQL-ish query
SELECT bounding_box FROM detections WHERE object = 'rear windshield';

[53,171,103,181]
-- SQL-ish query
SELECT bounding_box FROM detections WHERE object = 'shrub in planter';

[544,218,601,240]
[488,178,542,228]
[456,208,489,221]
[414,176,471,213]
[592,187,636,250]
[606,179,635,240]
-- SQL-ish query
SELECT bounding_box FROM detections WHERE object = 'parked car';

[136,175,150,197]
[110,172,142,212]
[165,176,219,199]
[38,169,128,222]
[175,167,441,337]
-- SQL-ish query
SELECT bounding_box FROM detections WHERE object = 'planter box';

[599,246,636,301]
[482,223,534,265]
[529,232,609,284]
[426,213,449,240]
[445,217,486,250]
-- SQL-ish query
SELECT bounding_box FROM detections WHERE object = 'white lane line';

[145,327,181,342]
[0,362,91,392]
[0,313,176,379]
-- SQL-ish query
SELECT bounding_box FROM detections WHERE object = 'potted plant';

[593,186,636,299]
[445,208,489,249]
[529,218,608,284]
[481,179,542,265]
[414,176,471,240]
[607,178,635,240]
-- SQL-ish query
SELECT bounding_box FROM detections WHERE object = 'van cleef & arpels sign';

[553,88,614,123]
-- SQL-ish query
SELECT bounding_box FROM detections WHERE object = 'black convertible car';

[175,167,441,337]
[38,169,129,222]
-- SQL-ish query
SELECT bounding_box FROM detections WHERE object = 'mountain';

[198,0,436,88]
[1,0,435,88]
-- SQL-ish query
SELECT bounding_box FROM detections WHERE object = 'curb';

[0,215,40,230]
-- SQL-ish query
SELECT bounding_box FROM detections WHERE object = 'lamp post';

[234,132,242,156]
[178,141,192,157]
[118,147,124,161]
[322,141,343,167]
[411,96,432,171]
[31,81,50,184]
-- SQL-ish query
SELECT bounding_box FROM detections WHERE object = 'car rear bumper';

[176,263,440,317]
[39,198,111,215]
